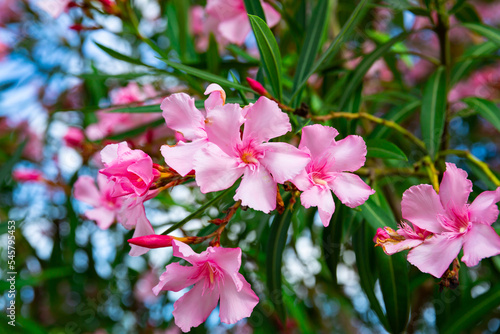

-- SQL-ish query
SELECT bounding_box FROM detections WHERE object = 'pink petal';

[292,169,313,192]
[209,247,243,290]
[461,223,500,267]
[173,282,220,332]
[242,97,291,143]
[74,176,101,207]
[262,2,281,27]
[204,83,226,111]
[329,173,375,208]
[172,240,210,265]
[161,139,207,176]
[407,234,463,277]
[219,274,259,325]
[234,167,277,213]
[469,187,500,225]
[193,143,244,193]
[259,142,310,183]
[401,184,447,234]
[383,238,425,255]
[300,186,335,227]
[152,263,200,295]
[100,142,124,165]
[439,163,472,210]
[218,13,251,45]
[206,0,243,21]
[161,93,206,141]
[299,124,338,160]
[327,135,367,172]
[86,207,115,229]
[128,211,155,256]
[204,104,244,156]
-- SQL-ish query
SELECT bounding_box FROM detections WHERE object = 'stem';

[439,149,500,187]
[423,156,440,192]
[312,112,427,151]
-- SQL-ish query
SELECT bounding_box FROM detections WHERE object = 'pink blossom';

[99,142,160,197]
[193,96,310,213]
[128,235,176,249]
[37,0,70,18]
[0,0,22,26]
[74,174,124,229]
[399,163,500,277]
[206,0,281,46]
[160,84,233,176]
[12,168,43,182]
[63,127,85,148]
[292,124,375,226]
[153,240,259,332]
[374,222,432,255]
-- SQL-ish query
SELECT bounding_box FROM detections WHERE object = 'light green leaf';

[463,23,500,45]
[421,66,447,159]
[359,197,397,230]
[94,42,146,66]
[248,14,283,101]
[462,97,500,132]
[366,139,408,161]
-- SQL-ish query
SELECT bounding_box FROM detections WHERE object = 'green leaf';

[421,66,447,159]
[104,118,165,141]
[266,197,293,323]
[441,284,500,334]
[366,139,408,161]
[248,14,283,101]
[290,0,370,101]
[243,0,266,22]
[359,197,397,230]
[454,3,481,23]
[353,222,390,329]
[108,104,161,113]
[0,140,26,187]
[159,58,253,92]
[451,42,498,86]
[462,97,500,132]
[291,0,329,107]
[338,33,406,110]
[463,23,500,45]
[94,42,146,66]
[322,201,343,286]
[229,71,249,105]
[369,99,421,139]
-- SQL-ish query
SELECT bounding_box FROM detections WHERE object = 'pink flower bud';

[12,169,43,182]
[246,78,269,96]
[128,235,175,249]
[63,127,85,148]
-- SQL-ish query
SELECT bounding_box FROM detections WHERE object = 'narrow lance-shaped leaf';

[463,23,500,45]
[291,0,330,107]
[421,66,447,159]
[290,0,370,101]
[462,97,500,132]
[338,33,406,110]
[266,196,293,323]
[248,15,283,101]
[94,42,146,66]
[243,0,266,22]
[369,99,421,139]
[451,42,498,86]
[366,139,408,161]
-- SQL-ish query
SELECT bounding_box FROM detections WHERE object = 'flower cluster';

[375,163,500,278]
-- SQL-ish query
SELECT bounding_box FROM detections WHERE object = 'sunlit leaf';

[366,139,408,161]
[462,97,500,132]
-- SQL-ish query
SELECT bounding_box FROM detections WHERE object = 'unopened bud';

[246,78,269,96]
[128,235,197,249]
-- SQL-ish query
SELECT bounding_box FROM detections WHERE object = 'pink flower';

[37,0,70,18]
[153,240,259,332]
[63,127,85,148]
[74,174,124,229]
[374,222,432,255]
[12,168,43,182]
[99,142,160,197]
[194,97,310,213]
[160,84,233,176]
[292,124,375,226]
[205,0,281,46]
[400,163,500,277]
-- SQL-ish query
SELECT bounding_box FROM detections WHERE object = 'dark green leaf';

[290,0,370,101]
[322,201,343,286]
[104,118,165,141]
[158,58,253,92]
[451,42,498,86]
[108,104,161,113]
[463,23,500,45]
[454,3,481,23]
[94,42,146,66]
[366,139,408,161]
[0,140,26,187]
[248,15,283,101]
[266,197,293,323]
[462,97,500,132]
[291,0,329,107]
[338,33,406,110]
[369,100,420,139]
[243,0,266,22]
[441,284,500,334]
[421,66,447,159]
[359,197,397,230]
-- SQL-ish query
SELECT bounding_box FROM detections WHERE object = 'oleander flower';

[153,240,259,332]
[160,84,243,176]
[63,127,85,149]
[193,96,310,213]
[12,168,43,182]
[392,163,500,277]
[292,124,375,226]
[100,142,160,197]
[374,222,432,255]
